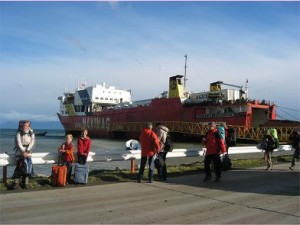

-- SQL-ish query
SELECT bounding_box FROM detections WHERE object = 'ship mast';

[184,54,188,90]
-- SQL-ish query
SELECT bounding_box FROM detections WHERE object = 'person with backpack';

[13,120,35,189]
[137,122,160,183]
[155,123,170,181]
[288,129,300,170]
[202,121,227,183]
[261,130,276,171]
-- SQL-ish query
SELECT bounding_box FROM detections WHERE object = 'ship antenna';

[184,54,188,90]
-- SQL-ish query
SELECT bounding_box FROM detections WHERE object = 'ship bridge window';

[105,98,108,100]
[95,97,99,100]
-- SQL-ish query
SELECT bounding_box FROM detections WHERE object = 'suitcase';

[51,165,67,187]
[74,163,89,184]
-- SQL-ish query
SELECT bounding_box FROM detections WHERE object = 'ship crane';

[219,81,243,89]
[210,80,248,100]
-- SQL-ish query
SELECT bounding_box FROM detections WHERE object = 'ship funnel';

[169,75,184,98]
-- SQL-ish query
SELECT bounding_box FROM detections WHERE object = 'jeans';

[204,154,221,178]
[157,151,168,180]
[138,156,154,182]
[63,161,73,183]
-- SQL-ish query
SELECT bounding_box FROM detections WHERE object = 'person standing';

[58,134,75,183]
[156,123,169,181]
[137,122,160,183]
[202,121,226,183]
[225,125,236,152]
[13,120,35,189]
[77,128,92,165]
[261,130,276,171]
[288,129,300,170]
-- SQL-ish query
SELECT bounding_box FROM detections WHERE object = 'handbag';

[221,154,232,171]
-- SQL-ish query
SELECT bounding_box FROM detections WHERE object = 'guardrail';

[0,145,293,185]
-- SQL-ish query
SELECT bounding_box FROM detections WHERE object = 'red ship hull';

[58,97,277,139]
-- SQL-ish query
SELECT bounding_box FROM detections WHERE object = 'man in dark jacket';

[289,129,300,170]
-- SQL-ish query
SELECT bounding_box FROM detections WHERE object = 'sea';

[0,128,201,178]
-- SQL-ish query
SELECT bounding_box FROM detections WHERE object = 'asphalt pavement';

[0,162,299,224]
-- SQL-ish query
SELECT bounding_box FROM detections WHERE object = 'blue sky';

[0,1,299,127]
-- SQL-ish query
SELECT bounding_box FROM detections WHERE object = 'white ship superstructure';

[58,82,131,116]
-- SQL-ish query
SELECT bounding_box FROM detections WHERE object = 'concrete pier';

[1,163,299,224]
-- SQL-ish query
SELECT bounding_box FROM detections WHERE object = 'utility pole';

[184,54,188,90]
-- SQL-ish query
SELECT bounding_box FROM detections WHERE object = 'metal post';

[130,159,135,174]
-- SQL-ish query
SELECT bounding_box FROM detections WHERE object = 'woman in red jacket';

[77,129,92,165]
[137,122,160,183]
[202,122,226,183]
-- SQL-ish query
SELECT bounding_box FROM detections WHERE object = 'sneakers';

[289,166,294,171]
[203,176,212,182]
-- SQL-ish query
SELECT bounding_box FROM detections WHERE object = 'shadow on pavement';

[165,167,300,196]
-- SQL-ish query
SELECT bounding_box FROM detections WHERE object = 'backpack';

[164,135,173,152]
[217,126,225,140]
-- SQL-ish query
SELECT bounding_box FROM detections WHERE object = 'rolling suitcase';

[74,163,89,184]
[51,165,67,187]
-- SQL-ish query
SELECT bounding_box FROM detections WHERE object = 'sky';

[0,1,300,128]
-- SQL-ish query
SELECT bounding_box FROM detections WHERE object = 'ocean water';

[0,129,200,177]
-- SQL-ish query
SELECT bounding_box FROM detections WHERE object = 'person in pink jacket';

[77,128,92,165]
[137,122,160,183]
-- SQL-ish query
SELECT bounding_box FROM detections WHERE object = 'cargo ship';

[57,71,299,141]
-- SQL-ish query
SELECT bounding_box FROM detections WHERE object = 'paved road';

[1,163,299,224]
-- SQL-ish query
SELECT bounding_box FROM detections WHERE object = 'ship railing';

[109,121,296,142]
[0,145,292,185]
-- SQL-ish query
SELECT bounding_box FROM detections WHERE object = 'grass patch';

[0,155,293,193]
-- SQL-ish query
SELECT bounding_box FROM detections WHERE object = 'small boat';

[35,131,47,136]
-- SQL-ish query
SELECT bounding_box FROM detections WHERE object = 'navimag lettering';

[75,117,111,130]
